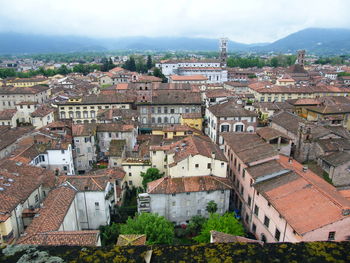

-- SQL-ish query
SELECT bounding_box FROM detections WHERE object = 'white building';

[139,176,231,224]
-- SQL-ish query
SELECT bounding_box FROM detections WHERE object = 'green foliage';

[338,72,350,77]
[194,213,244,243]
[227,56,265,68]
[315,56,347,65]
[99,223,120,246]
[122,57,136,72]
[186,215,207,236]
[322,171,333,185]
[146,55,153,70]
[101,57,115,72]
[206,201,218,214]
[120,213,174,244]
[140,168,164,190]
[153,67,168,83]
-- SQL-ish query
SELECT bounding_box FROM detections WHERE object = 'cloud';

[0,0,349,43]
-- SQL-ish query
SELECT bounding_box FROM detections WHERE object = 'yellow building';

[248,82,350,103]
[305,105,350,130]
[180,112,203,131]
[6,77,48,87]
[57,94,135,124]
[152,124,202,140]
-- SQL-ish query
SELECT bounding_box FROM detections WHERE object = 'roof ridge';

[90,177,103,191]
[210,176,232,189]
[279,157,349,210]
[148,177,166,193]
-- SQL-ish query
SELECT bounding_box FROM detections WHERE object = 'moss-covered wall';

[1,242,350,263]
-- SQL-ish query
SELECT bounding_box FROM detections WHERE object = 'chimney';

[302,166,308,172]
[288,157,293,164]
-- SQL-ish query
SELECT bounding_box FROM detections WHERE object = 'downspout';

[249,188,256,231]
[14,208,20,238]
[83,191,90,229]
[282,220,288,242]
[73,198,79,230]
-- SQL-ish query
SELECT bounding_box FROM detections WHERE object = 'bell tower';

[296,50,306,67]
[219,38,228,67]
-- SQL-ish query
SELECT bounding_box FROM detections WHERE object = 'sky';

[0,0,349,44]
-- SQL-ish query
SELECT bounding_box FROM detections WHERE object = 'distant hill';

[0,33,251,54]
[257,28,350,55]
[0,28,350,55]
[0,32,107,54]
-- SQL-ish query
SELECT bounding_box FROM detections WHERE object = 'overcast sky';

[0,0,349,43]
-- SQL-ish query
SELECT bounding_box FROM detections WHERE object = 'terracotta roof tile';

[148,175,232,194]
[117,234,146,246]
[254,155,350,235]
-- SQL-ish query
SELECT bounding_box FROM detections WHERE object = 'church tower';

[296,50,306,67]
[219,38,228,67]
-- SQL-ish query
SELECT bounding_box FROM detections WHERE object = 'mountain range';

[0,28,350,55]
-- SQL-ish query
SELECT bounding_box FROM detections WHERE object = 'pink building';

[222,133,350,242]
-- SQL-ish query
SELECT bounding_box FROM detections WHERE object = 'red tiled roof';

[256,155,350,235]
[18,231,99,246]
[148,175,232,194]
[116,234,146,246]
[0,109,17,120]
[170,75,208,81]
[58,168,125,191]
[151,135,227,164]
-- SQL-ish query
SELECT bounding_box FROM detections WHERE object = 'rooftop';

[147,175,232,194]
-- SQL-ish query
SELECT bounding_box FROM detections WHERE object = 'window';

[157,107,161,113]
[207,163,211,169]
[242,169,245,178]
[109,133,112,138]
[275,228,281,241]
[129,172,132,176]
[264,216,270,228]
[197,210,201,215]
[221,125,229,132]
[61,150,65,154]
[95,202,100,210]
[164,107,168,113]
[328,231,336,241]
[254,205,259,216]
[252,223,256,233]
[63,166,68,171]
[247,196,251,207]
[186,192,190,195]
[195,164,199,168]
[76,148,80,154]
[172,201,176,206]
[129,181,133,185]
[34,194,39,203]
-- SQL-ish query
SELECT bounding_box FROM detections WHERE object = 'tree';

[140,168,164,190]
[270,57,279,68]
[99,222,120,246]
[146,55,153,70]
[206,201,218,214]
[123,57,136,72]
[186,215,207,236]
[120,213,174,244]
[153,67,168,83]
[57,65,70,75]
[194,213,244,243]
